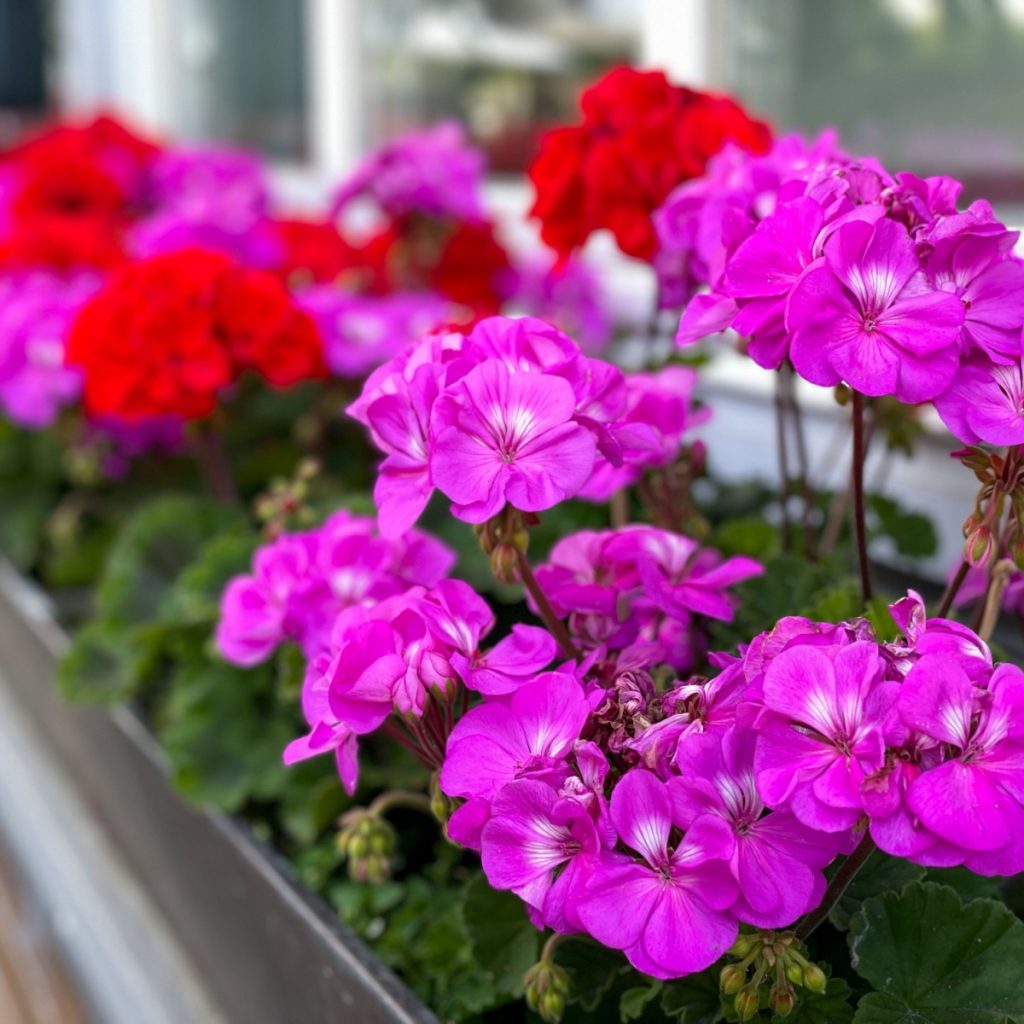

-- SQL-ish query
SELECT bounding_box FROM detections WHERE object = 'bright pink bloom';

[672,729,838,927]
[430,359,596,523]
[295,287,449,379]
[924,221,1024,364]
[933,348,1024,446]
[480,779,601,932]
[216,511,454,665]
[787,217,964,402]
[440,672,590,802]
[216,531,334,664]
[754,641,893,831]
[576,770,738,979]
[282,663,360,795]
[0,271,97,428]
[450,624,558,695]
[330,121,485,223]
[898,656,1024,875]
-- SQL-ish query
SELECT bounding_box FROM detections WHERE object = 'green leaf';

[829,850,925,931]
[923,867,1003,905]
[164,529,257,626]
[97,495,244,630]
[714,516,779,560]
[789,978,856,1023]
[0,487,55,571]
[158,656,295,812]
[869,495,937,560]
[556,936,624,1012]
[620,980,662,1021]
[865,596,901,643]
[56,620,149,703]
[660,966,724,1022]
[461,873,540,997]
[849,882,1024,1023]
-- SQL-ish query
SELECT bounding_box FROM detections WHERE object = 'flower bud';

[729,934,759,958]
[490,541,519,584]
[785,960,805,986]
[966,525,994,568]
[337,811,397,885]
[770,986,795,1017]
[833,382,852,406]
[1009,532,1024,572]
[734,986,760,1021]
[720,963,746,995]
[523,961,570,1024]
[430,773,453,827]
[802,962,827,995]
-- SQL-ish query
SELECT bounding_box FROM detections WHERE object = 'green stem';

[516,549,580,661]
[937,559,970,618]
[851,392,873,603]
[795,832,876,941]
[368,790,433,818]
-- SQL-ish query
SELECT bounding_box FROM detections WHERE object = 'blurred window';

[0,0,47,145]
[360,0,639,174]
[716,0,1024,204]
[165,0,307,159]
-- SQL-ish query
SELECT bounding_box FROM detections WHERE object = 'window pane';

[716,0,1024,203]
[361,0,639,173]
[166,0,306,159]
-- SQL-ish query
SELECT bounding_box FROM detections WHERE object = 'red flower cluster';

[0,113,160,271]
[528,66,771,261]
[65,248,326,421]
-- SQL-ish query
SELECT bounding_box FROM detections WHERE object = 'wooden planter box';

[0,562,436,1024]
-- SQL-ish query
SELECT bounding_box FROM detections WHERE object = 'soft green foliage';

[849,882,1024,1023]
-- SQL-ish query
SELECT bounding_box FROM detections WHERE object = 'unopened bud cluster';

[474,506,535,583]
[957,447,1024,570]
[255,458,321,539]
[336,808,397,885]
[523,959,570,1024]
[722,931,826,1020]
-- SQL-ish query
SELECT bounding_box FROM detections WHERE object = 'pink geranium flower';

[933,348,1024,446]
[898,656,1024,875]
[672,729,839,927]
[576,770,738,979]
[480,779,601,933]
[754,641,894,831]
[786,217,964,402]
[440,672,590,803]
[430,359,596,523]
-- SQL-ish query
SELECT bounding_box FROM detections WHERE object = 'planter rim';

[0,559,437,1024]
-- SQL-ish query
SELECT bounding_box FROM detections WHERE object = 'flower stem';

[937,559,970,618]
[979,557,1015,642]
[784,368,817,558]
[774,371,793,552]
[851,392,873,603]
[516,548,580,661]
[192,427,240,506]
[795,832,876,941]
[368,790,434,818]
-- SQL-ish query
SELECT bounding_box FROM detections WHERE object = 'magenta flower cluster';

[129,146,276,264]
[0,271,99,428]
[348,315,707,535]
[666,131,1024,432]
[285,576,557,795]
[533,525,761,671]
[294,287,453,379]
[330,121,486,224]
[215,509,455,666]
[438,590,1024,979]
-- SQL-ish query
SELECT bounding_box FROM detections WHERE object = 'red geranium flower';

[429,220,513,316]
[528,66,771,262]
[65,248,326,421]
